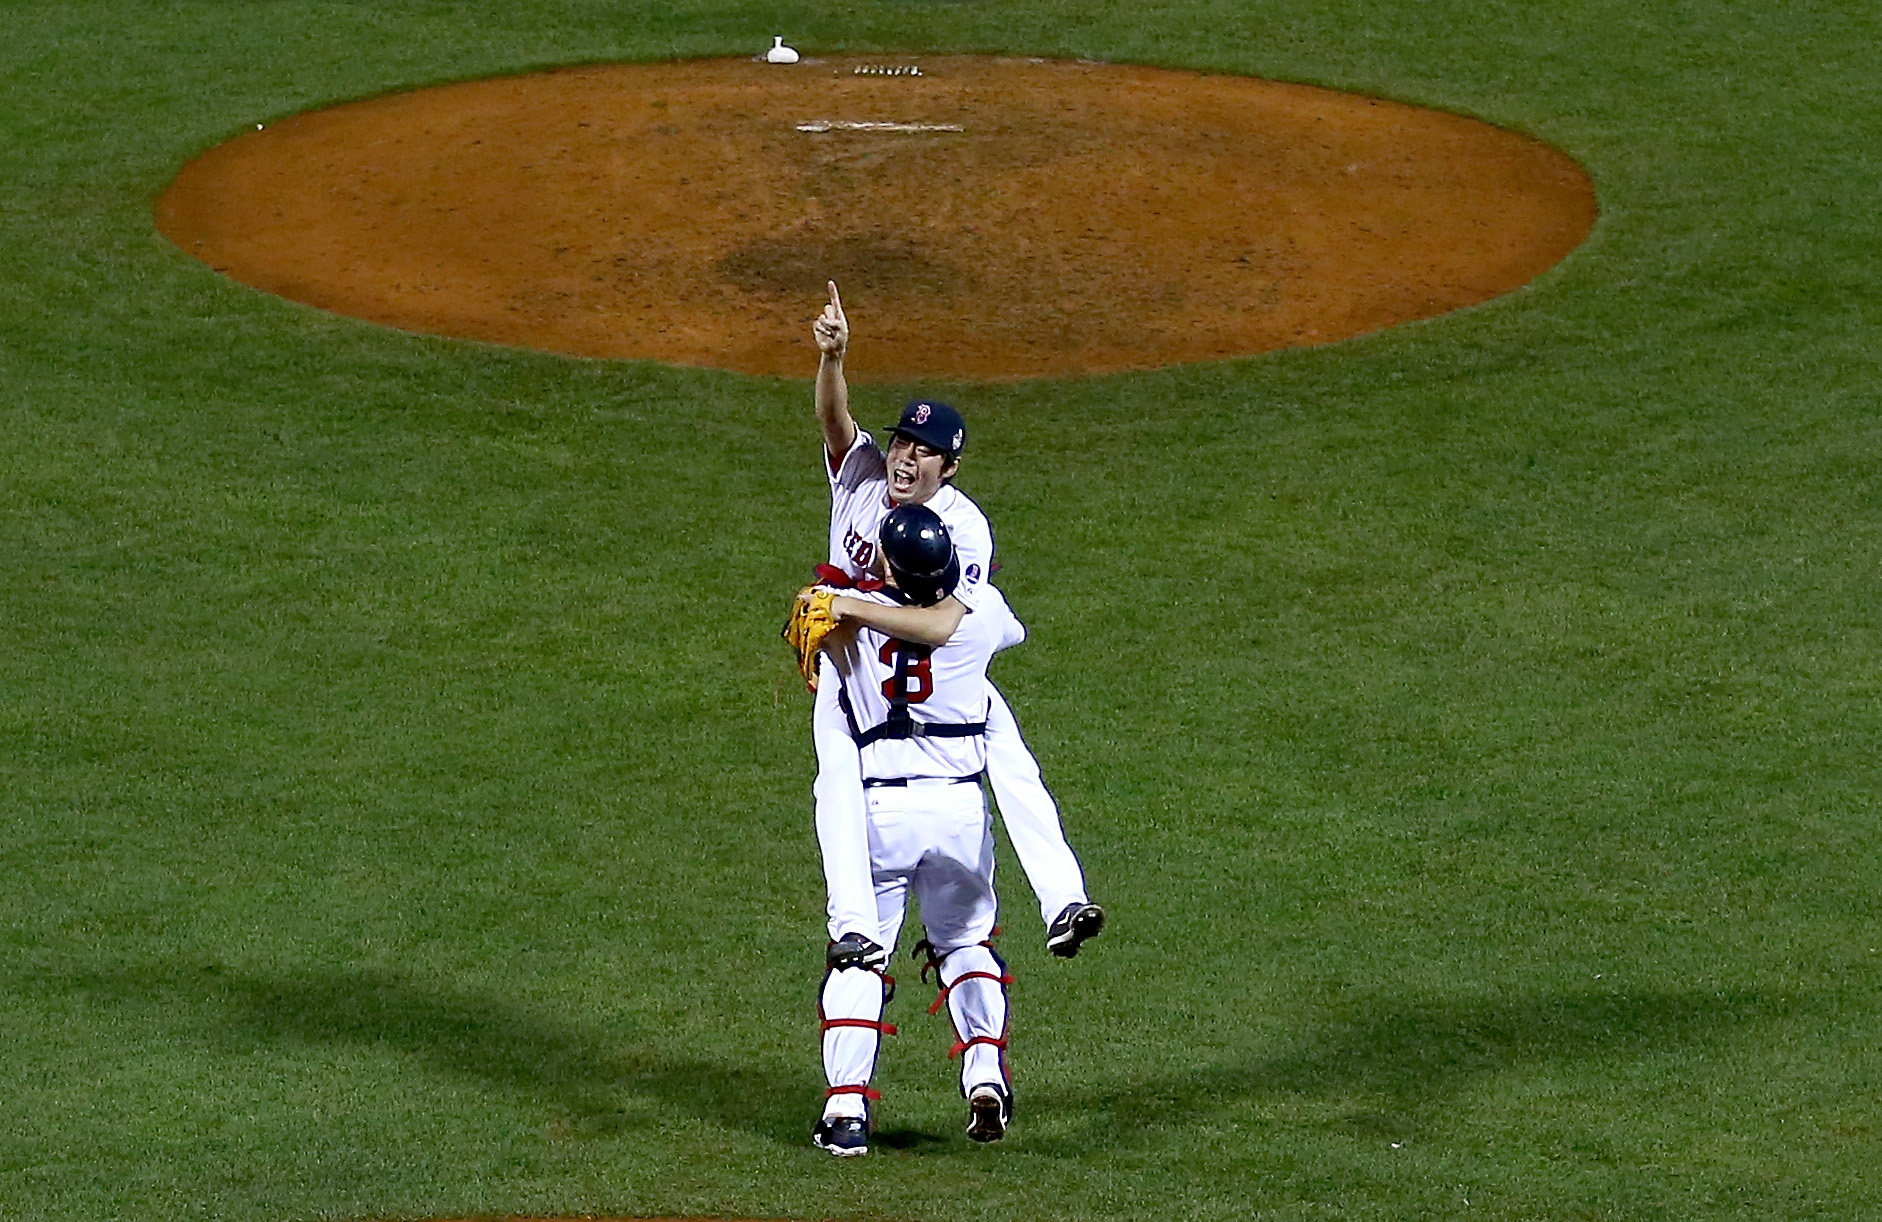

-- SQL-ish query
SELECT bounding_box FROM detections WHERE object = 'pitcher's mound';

[157,56,1595,382]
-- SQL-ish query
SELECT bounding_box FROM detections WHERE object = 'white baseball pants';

[813,660,1089,940]
[982,683,1091,924]
[821,778,1011,1117]
[813,655,877,940]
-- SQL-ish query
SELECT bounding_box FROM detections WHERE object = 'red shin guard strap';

[915,934,1001,984]
[825,1083,882,1101]
[926,969,1016,1015]
[948,1034,1009,1059]
[820,1017,898,1035]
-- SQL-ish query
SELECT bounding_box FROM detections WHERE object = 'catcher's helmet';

[879,504,959,607]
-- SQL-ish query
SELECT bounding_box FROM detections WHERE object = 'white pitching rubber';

[797,121,964,133]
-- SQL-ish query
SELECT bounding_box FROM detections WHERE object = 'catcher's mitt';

[782,586,840,691]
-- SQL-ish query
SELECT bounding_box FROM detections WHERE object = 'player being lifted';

[805,281,1103,971]
[812,504,1026,1154]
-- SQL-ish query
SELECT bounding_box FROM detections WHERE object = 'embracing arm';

[814,281,857,463]
[831,593,965,647]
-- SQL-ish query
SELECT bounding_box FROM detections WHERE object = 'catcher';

[797,504,1025,1154]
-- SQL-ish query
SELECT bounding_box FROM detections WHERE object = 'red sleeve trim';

[827,428,869,480]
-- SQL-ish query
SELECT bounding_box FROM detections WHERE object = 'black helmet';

[879,504,959,607]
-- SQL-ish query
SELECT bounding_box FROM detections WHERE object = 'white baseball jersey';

[813,428,1090,943]
[825,587,1024,781]
[826,430,993,611]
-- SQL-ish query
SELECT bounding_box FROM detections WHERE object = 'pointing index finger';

[827,280,844,318]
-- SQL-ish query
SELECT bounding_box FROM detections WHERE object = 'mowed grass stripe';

[3,1,1881,1219]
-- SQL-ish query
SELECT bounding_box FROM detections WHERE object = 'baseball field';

[3,1,1878,1219]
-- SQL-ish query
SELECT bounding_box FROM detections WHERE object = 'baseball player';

[807,281,1104,970]
[812,505,1023,1155]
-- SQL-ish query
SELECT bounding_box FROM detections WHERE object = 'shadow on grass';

[871,1126,954,1150]
[47,962,809,1144]
[1027,985,1792,1150]
[36,964,1797,1156]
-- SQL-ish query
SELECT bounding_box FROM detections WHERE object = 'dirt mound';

[157,56,1595,382]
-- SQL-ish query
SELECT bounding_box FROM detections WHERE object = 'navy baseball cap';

[890,400,966,457]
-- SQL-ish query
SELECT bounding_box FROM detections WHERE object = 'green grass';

[4,1,1882,1219]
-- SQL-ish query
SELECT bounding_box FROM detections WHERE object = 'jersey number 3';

[879,640,934,704]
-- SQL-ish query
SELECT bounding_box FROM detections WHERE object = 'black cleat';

[812,1114,870,1157]
[827,933,889,971]
[966,1082,1011,1143]
[1046,902,1106,958]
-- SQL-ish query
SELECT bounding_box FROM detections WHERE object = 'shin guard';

[819,963,896,1118]
[923,941,1013,1099]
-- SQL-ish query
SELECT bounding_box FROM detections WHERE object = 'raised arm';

[814,280,857,462]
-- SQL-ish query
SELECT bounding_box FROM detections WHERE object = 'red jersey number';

[879,640,933,704]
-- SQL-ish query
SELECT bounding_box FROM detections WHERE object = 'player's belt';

[852,717,987,748]
[863,772,985,789]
